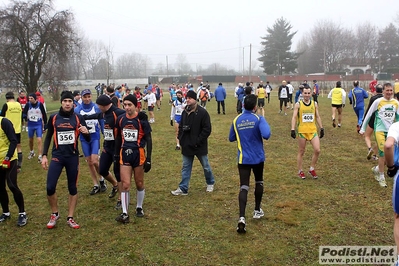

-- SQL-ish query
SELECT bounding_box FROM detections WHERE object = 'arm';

[228,123,237,142]
[77,115,91,142]
[385,136,396,168]
[1,103,7,116]
[259,117,271,140]
[341,89,347,105]
[40,103,48,125]
[144,132,152,161]
[315,102,323,129]
[1,118,17,159]
[291,102,300,131]
[42,116,54,157]
[327,89,332,99]
[360,99,379,133]
[196,112,211,146]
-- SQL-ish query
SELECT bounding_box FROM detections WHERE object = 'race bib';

[302,113,314,123]
[29,115,39,122]
[175,109,182,115]
[383,111,395,120]
[280,89,287,98]
[104,129,114,141]
[57,130,75,145]
[123,128,138,142]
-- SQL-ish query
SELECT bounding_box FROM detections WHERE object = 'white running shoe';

[377,176,387,187]
[38,155,42,163]
[253,208,265,219]
[372,166,379,181]
[47,213,60,229]
[171,187,188,196]
[206,184,214,192]
[28,151,35,160]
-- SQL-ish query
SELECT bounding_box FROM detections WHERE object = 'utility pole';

[249,43,252,81]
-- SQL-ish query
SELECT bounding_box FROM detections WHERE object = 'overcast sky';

[3,0,399,72]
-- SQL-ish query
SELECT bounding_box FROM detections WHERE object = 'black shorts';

[257,99,265,107]
[332,104,343,108]
[148,106,154,111]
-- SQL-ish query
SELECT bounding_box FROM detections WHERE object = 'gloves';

[1,159,10,169]
[387,165,399,177]
[144,160,151,173]
[170,120,173,126]
[319,128,324,139]
[291,130,296,139]
[113,156,120,164]
[342,104,345,108]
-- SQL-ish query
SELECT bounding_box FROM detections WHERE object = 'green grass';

[0,90,394,265]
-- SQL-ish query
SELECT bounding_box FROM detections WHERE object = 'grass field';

[0,89,395,265]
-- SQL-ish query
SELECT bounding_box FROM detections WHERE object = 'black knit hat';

[96,95,113,106]
[60,91,74,102]
[124,94,138,106]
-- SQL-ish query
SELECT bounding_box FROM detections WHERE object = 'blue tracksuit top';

[348,86,368,108]
[229,110,271,164]
[74,102,103,141]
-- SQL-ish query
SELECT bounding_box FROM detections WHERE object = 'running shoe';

[28,151,35,160]
[17,166,21,173]
[89,186,100,195]
[377,176,387,187]
[206,184,214,192]
[114,200,122,210]
[99,180,107,192]
[356,125,360,133]
[332,118,336,128]
[298,171,306,179]
[37,155,42,164]
[136,208,144,217]
[337,124,341,128]
[47,213,59,229]
[67,218,80,229]
[17,214,28,227]
[0,213,10,222]
[237,217,246,234]
[175,146,181,150]
[372,166,379,181]
[308,169,318,179]
[367,149,374,160]
[115,213,130,223]
[253,208,264,219]
[109,186,118,198]
[171,187,188,196]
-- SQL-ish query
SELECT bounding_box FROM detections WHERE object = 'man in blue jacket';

[348,80,368,133]
[229,94,271,234]
[214,82,227,115]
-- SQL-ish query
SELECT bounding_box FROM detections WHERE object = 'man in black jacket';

[171,90,215,195]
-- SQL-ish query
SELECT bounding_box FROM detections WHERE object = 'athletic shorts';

[375,131,387,157]
[298,132,317,141]
[28,124,43,138]
[16,133,21,144]
[257,98,265,107]
[332,104,343,108]
[120,147,146,168]
[148,106,154,112]
[174,115,182,124]
[81,139,100,157]
[100,148,120,182]
[368,114,376,129]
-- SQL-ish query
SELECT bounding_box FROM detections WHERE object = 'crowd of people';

[4,78,399,261]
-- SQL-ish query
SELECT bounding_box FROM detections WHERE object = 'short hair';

[353,80,359,87]
[244,94,257,110]
[376,84,383,93]
[106,86,114,93]
[244,86,252,95]
[336,81,341,87]
[383,82,392,89]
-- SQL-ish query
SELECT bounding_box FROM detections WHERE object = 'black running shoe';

[136,208,144,217]
[17,214,28,227]
[0,213,10,222]
[114,200,122,210]
[115,213,129,223]
[109,186,118,198]
[89,186,100,195]
[99,180,107,192]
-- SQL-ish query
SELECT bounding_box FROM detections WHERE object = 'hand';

[1,159,10,169]
[41,156,48,170]
[319,128,324,139]
[291,130,296,139]
[78,124,89,134]
[342,104,345,108]
[113,156,120,164]
[144,160,151,173]
[170,120,173,126]
[387,165,399,177]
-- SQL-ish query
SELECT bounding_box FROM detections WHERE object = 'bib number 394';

[123,129,138,142]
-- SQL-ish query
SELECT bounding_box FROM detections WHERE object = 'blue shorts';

[81,139,100,157]
[393,173,399,214]
[174,115,182,124]
[120,147,146,168]
[28,124,43,138]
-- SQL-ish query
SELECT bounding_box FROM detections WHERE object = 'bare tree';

[175,54,192,75]
[83,39,106,79]
[0,0,76,93]
[353,22,378,65]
